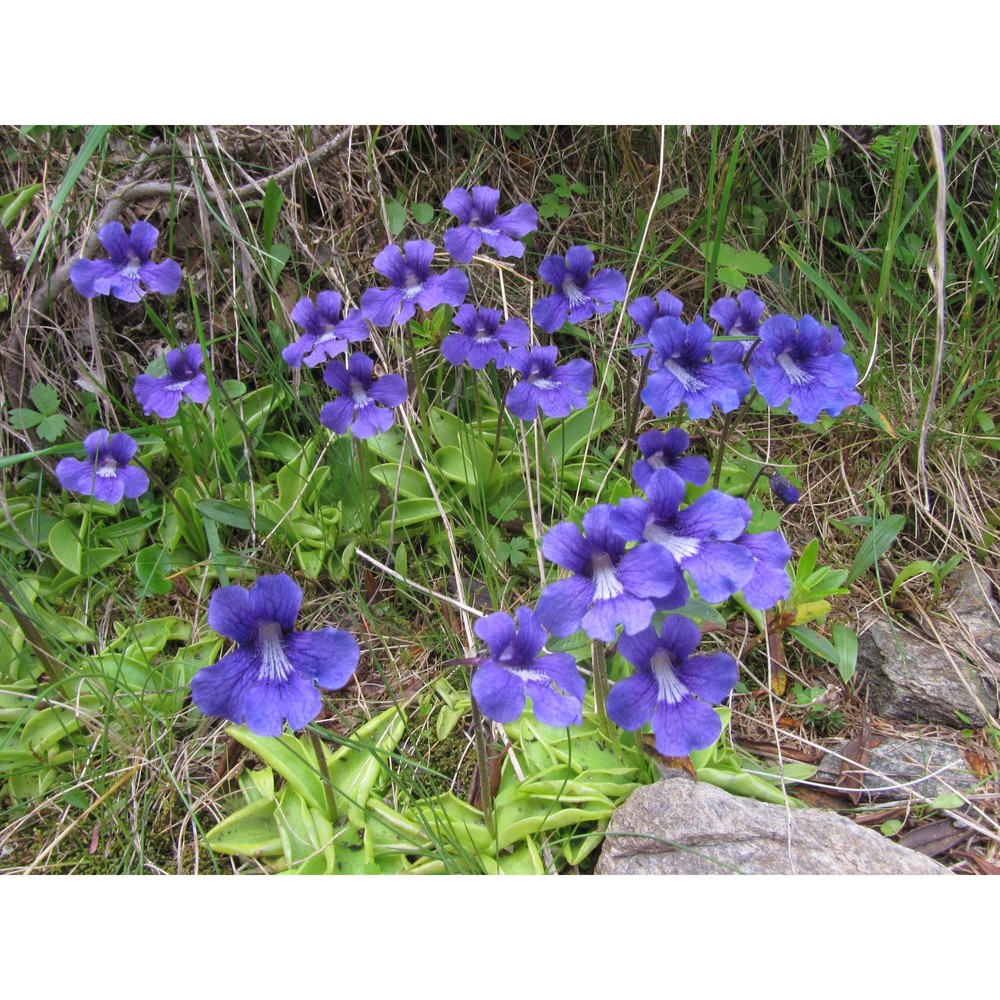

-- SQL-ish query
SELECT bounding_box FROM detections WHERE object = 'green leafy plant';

[8,384,68,443]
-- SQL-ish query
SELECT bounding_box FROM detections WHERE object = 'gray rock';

[856,620,997,727]
[816,736,980,803]
[944,563,1000,662]
[595,772,950,875]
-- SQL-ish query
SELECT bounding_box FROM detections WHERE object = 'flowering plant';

[70,221,182,302]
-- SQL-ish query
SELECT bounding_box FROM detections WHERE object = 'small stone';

[944,563,1000,662]
[817,736,979,803]
[856,620,997,727]
[595,772,950,875]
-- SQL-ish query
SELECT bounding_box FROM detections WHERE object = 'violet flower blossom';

[606,615,737,757]
[748,314,863,423]
[190,573,359,737]
[611,473,756,605]
[360,240,468,328]
[440,305,529,369]
[320,352,407,439]
[471,608,585,727]
[55,430,149,504]
[641,316,751,420]
[709,289,765,355]
[535,505,686,643]
[70,221,182,302]
[632,428,711,494]
[283,291,369,368]
[627,290,684,363]
[532,247,626,333]
[133,344,210,418]
[442,186,538,263]
[768,471,800,507]
[505,346,593,421]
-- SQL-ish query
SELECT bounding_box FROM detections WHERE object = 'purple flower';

[70,221,182,302]
[442,186,538,263]
[190,573,359,737]
[606,616,737,757]
[133,344,210,418]
[283,291,369,368]
[505,346,593,421]
[55,430,149,504]
[749,314,863,423]
[611,473,755,604]
[320,352,407,439]
[440,305,529,369]
[709,289,765,354]
[627,290,684,362]
[641,316,751,420]
[471,608,585,727]
[768,471,800,507]
[360,240,469,327]
[532,247,627,333]
[736,527,793,610]
[632,428,711,494]
[535,505,686,643]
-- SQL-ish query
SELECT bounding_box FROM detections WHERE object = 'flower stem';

[591,639,610,729]
[470,699,496,837]
[402,318,428,430]
[711,389,757,489]
[308,727,340,825]
[624,353,651,449]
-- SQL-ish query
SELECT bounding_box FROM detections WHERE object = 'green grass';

[1,125,998,874]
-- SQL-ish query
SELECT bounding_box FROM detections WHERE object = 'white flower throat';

[257,621,294,682]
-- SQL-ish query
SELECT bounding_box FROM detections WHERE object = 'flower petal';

[243,671,323,736]
[139,259,182,295]
[96,222,130,261]
[535,576,594,637]
[526,677,582,727]
[606,671,657,731]
[361,286,406,328]
[443,225,482,264]
[652,696,722,757]
[207,584,256,643]
[128,221,160,262]
[531,293,570,333]
[675,652,738,704]
[249,573,302,630]
[284,628,359,690]
[190,646,256,726]
[474,611,516,657]
[471,663,526,723]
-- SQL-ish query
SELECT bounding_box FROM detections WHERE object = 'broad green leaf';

[266,243,291,282]
[8,408,43,430]
[195,498,278,534]
[135,545,174,595]
[717,266,747,289]
[20,706,82,754]
[30,383,60,415]
[847,514,906,584]
[411,202,434,225]
[205,797,281,856]
[48,519,82,574]
[787,624,838,664]
[36,413,66,442]
[731,249,772,275]
[368,462,431,500]
[379,497,449,530]
[831,623,858,683]
[225,727,326,811]
[888,559,935,602]
[0,182,41,227]
[546,400,614,464]
[386,199,407,236]
[261,179,284,249]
